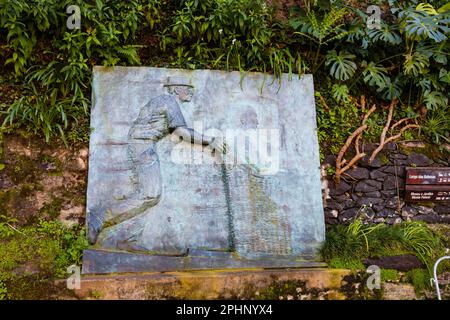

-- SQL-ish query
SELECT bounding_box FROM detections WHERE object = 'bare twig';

[360,95,366,109]
[335,102,377,183]
[383,124,420,145]
[340,153,366,175]
[355,133,362,154]
[391,118,411,131]
[369,99,397,164]
[336,125,368,169]
[5,222,26,236]
[363,105,377,124]
[335,104,377,183]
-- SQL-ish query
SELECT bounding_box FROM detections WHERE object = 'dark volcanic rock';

[360,154,385,168]
[375,208,397,218]
[361,143,378,154]
[434,205,450,215]
[389,153,407,160]
[364,191,382,198]
[329,181,352,196]
[361,207,376,219]
[343,200,356,209]
[323,155,337,167]
[383,175,405,190]
[339,208,359,222]
[390,159,410,166]
[331,195,354,209]
[384,142,398,151]
[325,201,344,211]
[346,167,370,180]
[386,217,402,224]
[401,206,419,217]
[325,216,338,225]
[385,199,399,209]
[382,190,398,198]
[381,166,406,177]
[407,153,432,166]
[370,169,388,180]
[331,195,350,202]
[357,197,384,207]
[413,215,450,223]
[363,255,424,271]
[351,193,360,201]
[355,180,382,193]
[373,204,386,212]
[414,205,435,215]
[325,209,339,219]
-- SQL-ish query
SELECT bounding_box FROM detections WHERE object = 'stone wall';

[322,142,450,225]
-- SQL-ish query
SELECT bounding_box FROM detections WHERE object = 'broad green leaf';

[325,50,357,81]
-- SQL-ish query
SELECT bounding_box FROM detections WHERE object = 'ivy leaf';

[325,50,357,81]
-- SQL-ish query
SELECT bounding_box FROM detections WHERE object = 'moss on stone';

[0,189,17,216]
[428,224,450,248]
[257,279,308,299]
[0,219,87,300]
[399,143,447,162]
[0,273,78,300]
[9,156,39,184]
[381,269,400,282]
[39,197,64,220]
[339,273,383,300]
[379,151,390,165]
[328,257,365,271]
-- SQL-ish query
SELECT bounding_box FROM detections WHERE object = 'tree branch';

[369,99,397,164]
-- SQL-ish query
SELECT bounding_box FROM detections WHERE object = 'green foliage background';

[0,0,448,147]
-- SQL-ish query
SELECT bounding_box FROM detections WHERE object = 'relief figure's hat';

[163,76,194,88]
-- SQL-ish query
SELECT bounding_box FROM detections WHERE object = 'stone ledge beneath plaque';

[82,249,326,275]
[69,268,348,300]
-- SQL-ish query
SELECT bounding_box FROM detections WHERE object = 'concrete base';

[71,268,349,300]
[82,249,326,274]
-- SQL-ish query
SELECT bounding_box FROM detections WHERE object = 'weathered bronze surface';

[84,67,325,273]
